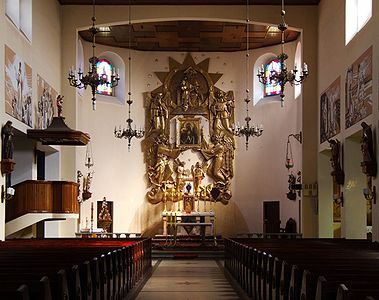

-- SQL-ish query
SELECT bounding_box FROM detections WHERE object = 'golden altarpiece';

[142,54,236,212]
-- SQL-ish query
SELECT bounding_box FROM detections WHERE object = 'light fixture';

[232,0,263,150]
[67,0,120,111]
[285,131,302,169]
[114,0,144,150]
[82,141,94,201]
[257,0,309,105]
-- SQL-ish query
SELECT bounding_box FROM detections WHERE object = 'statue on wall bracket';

[328,138,344,206]
[142,53,235,205]
[360,122,376,204]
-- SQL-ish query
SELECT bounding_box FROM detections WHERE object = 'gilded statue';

[211,90,234,135]
[192,161,206,194]
[174,158,186,192]
[150,92,168,131]
[179,76,191,111]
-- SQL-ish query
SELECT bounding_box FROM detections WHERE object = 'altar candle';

[171,187,175,200]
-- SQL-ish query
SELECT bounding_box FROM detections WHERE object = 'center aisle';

[135,259,244,299]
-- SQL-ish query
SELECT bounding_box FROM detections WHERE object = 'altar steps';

[152,234,224,259]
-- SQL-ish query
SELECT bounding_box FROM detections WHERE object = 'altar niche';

[142,53,236,210]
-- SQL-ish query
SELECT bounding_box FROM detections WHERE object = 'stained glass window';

[97,58,113,96]
[264,59,281,97]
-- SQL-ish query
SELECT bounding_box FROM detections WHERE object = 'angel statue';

[211,90,234,135]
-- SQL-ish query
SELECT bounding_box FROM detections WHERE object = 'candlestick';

[196,187,201,212]
[203,186,207,212]
[163,183,167,212]
[90,202,94,232]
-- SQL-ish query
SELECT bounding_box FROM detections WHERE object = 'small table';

[162,211,216,245]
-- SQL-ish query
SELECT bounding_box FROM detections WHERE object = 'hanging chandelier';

[114,0,144,150]
[67,0,120,111]
[233,0,263,150]
[256,0,309,105]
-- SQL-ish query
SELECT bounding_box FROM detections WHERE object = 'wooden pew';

[225,238,379,300]
[0,238,151,300]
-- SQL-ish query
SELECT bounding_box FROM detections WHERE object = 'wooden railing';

[6,180,79,222]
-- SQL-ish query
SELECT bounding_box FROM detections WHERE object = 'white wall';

[0,0,62,240]
[318,0,379,240]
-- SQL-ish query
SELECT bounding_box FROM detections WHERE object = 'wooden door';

[263,201,280,233]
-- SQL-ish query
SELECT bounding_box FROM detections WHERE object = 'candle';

[171,187,175,200]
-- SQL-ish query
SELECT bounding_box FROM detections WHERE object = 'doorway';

[263,201,280,233]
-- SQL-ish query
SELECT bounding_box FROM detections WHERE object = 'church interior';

[0,0,379,299]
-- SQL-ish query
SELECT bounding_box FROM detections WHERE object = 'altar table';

[162,211,216,245]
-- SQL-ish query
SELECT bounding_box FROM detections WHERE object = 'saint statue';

[2,121,14,160]
[150,93,168,131]
[192,161,205,194]
[57,95,64,117]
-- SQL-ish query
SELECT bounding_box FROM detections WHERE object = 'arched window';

[264,59,281,97]
[97,58,114,96]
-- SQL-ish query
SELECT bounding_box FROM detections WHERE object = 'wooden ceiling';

[79,21,300,52]
[72,0,318,52]
[59,0,319,5]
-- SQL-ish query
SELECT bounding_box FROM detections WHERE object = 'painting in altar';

[5,45,33,127]
[36,75,57,129]
[176,117,201,148]
[320,77,340,144]
[345,46,372,129]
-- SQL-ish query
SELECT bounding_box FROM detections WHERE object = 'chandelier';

[114,0,144,150]
[256,0,309,105]
[233,0,263,150]
[67,0,120,111]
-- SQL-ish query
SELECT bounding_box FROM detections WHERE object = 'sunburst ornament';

[153,54,223,95]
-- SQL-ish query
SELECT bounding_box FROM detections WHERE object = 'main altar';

[141,54,237,238]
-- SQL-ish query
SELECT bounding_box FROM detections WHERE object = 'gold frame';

[176,117,201,148]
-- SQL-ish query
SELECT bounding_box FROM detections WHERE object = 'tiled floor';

[135,259,242,300]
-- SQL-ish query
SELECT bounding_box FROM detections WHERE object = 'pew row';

[0,238,152,300]
[224,238,379,300]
